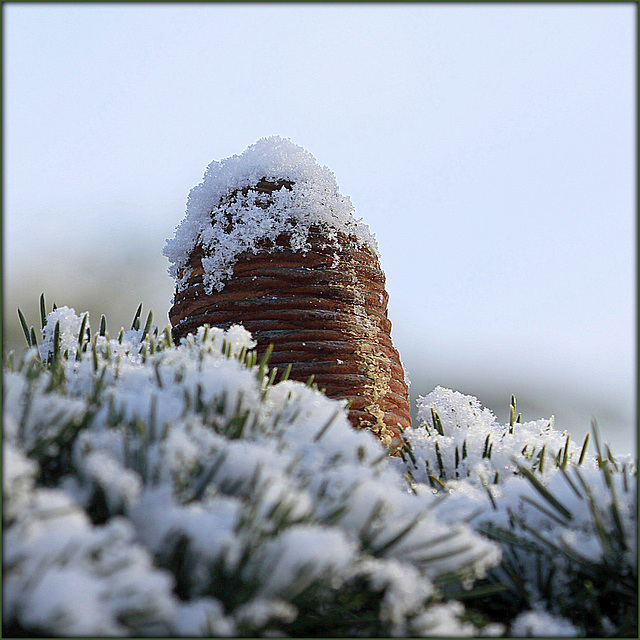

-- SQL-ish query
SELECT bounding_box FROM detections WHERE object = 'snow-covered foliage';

[4,301,636,637]
[395,386,637,637]
[407,386,578,484]
[163,136,378,294]
[4,302,503,637]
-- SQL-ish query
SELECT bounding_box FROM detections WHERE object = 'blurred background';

[3,4,636,453]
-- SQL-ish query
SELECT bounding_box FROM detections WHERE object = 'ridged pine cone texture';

[169,180,411,449]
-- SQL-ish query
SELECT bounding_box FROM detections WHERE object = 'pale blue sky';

[3,3,636,450]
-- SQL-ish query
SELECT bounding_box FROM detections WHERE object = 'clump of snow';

[173,598,236,637]
[233,598,297,634]
[359,558,434,631]
[39,306,87,362]
[3,367,88,454]
[2,442,38,521]
[163,136,379,293]
[82,450,143,510]
[409,601,477,637]
[511,610,579,637]
[255,525,356,598]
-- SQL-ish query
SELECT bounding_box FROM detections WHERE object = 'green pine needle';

[521,495,571,527]
[29,326,38,349]
[313,408,341,442]
[77,313,89,353]
[578,432,590,466]
[509,394,517,429]
[515,461,572,521]
[435,440,445,477]
[373,514,422,556]
[537,444,546,473]
[256,344,274,381]
[131,303,143,331]
[50,320,61,369]
[280,362,292,382]
[591,418,604,465]
[17,309,31,347]
[431,407,445,436]
[141,310,153,340]
[267,366,278,387]
[39,293,47,329]
[482,434,491,459]
[561,433,570,468]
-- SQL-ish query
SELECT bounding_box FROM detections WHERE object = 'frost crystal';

[163,136,378,293]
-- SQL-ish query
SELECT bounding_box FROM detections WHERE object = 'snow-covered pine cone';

[165,139,411,448]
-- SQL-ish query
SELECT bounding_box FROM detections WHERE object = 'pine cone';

[166,140,411,449]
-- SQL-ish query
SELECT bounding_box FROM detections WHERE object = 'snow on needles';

[163,136,378,293]
[393,385,637,637]
[4,308,500,638]
[3,307,636,637]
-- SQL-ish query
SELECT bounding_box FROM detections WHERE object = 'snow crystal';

[219,323,257,353]
[417,386,499,432]
[163,136,378,293]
